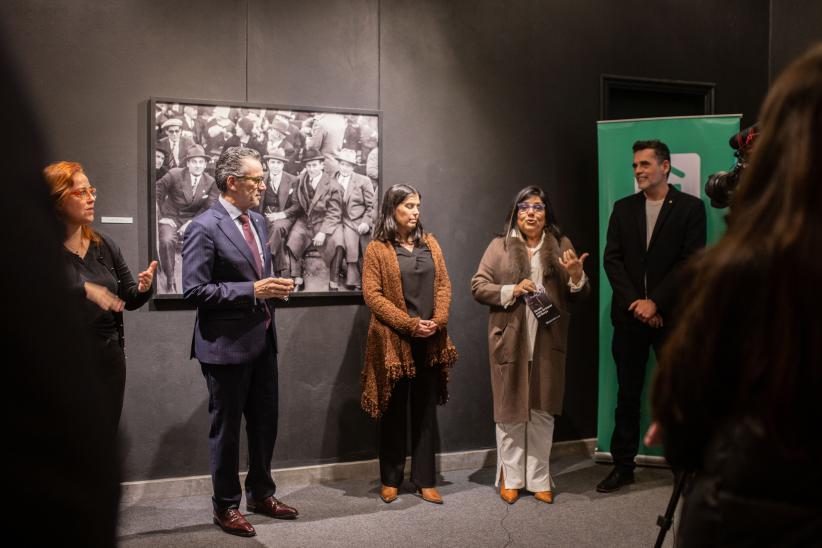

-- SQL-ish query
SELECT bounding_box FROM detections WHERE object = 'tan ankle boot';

[417,487,443,504]
[499,469,519,504]
[380,484,398,503]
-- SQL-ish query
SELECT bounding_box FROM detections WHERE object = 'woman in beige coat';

[472,185,589,504]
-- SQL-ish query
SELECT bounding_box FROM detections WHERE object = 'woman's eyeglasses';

[516,202,545,213]
[68,187,97,199]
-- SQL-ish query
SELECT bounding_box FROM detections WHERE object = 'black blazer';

[604,184,706,326]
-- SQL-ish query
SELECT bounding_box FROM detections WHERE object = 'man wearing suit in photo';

[258,148,299,277]
[154,149,169,181]
[181,105,206,145]
[182,146,298,538]
[597,139,706,493]
[329,148,375,290]
[285,148,343,291]
[155,145,219,292]
[305,112,346,174]
[157,118,195,170]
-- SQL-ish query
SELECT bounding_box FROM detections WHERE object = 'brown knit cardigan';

[360,234,458,419]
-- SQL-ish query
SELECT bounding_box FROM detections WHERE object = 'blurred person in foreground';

[471,186,589,504]
[650,43,822,546]
[5,39,118,542]
[46,161,156,432]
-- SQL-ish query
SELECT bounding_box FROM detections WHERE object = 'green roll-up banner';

[595,115,740,464]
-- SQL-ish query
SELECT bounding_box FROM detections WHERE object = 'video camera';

[704,124,759,209]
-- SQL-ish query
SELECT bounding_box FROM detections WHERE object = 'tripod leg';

[654,470,689,548]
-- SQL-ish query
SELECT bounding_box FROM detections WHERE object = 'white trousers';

[495,409,555,492]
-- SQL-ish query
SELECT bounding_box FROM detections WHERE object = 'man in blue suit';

[182,146,298,537]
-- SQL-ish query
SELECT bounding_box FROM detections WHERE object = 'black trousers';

[157,223,179,281]
[94,336,127,435]
[200,336,278,511]
[379,343,439,488]
[610,323,670,469]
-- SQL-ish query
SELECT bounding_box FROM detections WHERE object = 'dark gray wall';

[770,0,822,82]
[2,0,781,481]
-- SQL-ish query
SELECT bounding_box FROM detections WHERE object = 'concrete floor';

[118,453,678,547]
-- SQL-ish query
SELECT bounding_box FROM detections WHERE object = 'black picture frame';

[149,97,382,299]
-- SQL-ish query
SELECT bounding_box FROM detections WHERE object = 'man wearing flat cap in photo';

[285,148,343,291]
[258,148,300,277]
[157,118,195,170]
[329,148,375,290]
[156,144,219,293]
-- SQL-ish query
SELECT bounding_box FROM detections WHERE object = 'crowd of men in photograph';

[153,104,379,293]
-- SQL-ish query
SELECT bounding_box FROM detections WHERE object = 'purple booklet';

[523,284,561,327]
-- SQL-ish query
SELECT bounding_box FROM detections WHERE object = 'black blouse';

[64,235,152,342]
[394,243,435,320]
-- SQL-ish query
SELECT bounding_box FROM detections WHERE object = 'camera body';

[704,124,759,209]
[705,150,748,209]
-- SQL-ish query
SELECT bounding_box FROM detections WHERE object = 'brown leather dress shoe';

[380,485,398,503]
[499,469,519,504]
[246,496,299,519]
[213,508,256,537]
[534,491,554,504]
[417,487,443,504]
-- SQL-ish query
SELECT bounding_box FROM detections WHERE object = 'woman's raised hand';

[558,249,589,284]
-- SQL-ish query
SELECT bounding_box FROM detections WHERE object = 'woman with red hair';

[45,161,157,431]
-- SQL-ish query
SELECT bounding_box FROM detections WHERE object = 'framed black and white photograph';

[149,97,381,298]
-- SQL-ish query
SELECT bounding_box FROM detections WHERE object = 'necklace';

[64,238,86,256]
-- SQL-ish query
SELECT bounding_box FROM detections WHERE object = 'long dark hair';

[503,185,563,247]
[653,43,822,462]
[372,184,425,244]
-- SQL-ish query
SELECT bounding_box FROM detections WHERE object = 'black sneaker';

[596,467,635,493]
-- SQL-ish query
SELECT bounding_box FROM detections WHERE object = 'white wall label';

[101,216,134,224]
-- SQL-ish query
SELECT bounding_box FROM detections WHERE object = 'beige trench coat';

[471,234,589,423]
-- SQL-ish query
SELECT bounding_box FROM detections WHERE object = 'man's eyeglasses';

[237,175,265,185]
[68,187,97,199]
[516,202,546,213]
[166,128,182,134]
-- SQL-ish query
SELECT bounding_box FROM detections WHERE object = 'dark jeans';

[379,342,439,488]
[200,336,278,511]
[610,323,669,469]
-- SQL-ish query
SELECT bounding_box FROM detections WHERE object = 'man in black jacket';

[597,139,706,493]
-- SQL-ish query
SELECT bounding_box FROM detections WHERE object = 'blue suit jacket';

[182,200,276,364]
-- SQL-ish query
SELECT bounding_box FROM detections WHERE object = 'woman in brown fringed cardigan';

[361,184,458,505]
